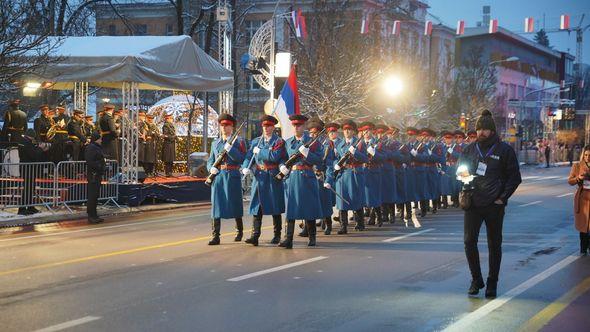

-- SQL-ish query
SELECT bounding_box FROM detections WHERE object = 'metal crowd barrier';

[0,162,57,212]
[54,160,120,212]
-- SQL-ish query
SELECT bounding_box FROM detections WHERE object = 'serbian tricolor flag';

[560,14,570,30]
[456,20,465,35]
[361,12,370,34]
[292,9,308,39]
[489,19,498,33]
[424,20,433,36]
[524,17,534,33]
[274,65,300,139]
[392,20,401,36]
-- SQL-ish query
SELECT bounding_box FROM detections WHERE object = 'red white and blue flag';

[274,65,300,139]
[560,14,570,30]
[292,9,307,39]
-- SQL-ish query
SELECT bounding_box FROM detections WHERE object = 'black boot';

[367,208,376,226]
[441,196,448,209]
[324,217,332,235]
[355,209,365,231]
[270,215,282,244]
[431,200,438,214]
[382,205,390,224]
[234,218,243,242]
[420,201,427,217]
[307,220,317,246]
[279,220,295,249]
[245,216,262,246]
[298,221,309,237]
[405,202,413,220]
[468,278,485,296]
[375,207,384,227]
[485,278,498,299]
[397,204,405,221]
[580,232,589,255]
[389,204,396,224]
[337,210,348,234]
[208,218,221,245]
[452,195,459,208]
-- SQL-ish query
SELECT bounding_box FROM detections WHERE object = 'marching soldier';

[440,131,456,208]
[1,99,28,144]
[425,129,445,214]
[404,127,420,218]
[206,114,246,245]
[138,112,148,171]
[452,130,467,206]
[34,105,52,143]
[467,130,477,144]
[376,124,397,224]
[241,115,286,246]
[67,110,86,160]
[327,120,369,234]
[359,122,385,227]
[99,104,118,160]
[309,119,336,236]
[144,114,158,176]
[390,127,411,221]
[161,114,176,177]
[411,129,431,217]
[278,114,323,248]
[326,123,341,223]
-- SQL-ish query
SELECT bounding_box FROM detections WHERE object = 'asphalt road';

[1,165,589,332]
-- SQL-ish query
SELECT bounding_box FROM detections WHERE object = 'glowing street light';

[383,76,404,97]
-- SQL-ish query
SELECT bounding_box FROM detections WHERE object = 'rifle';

[205,121,246,186]
[332,138,364,178]
[275,128,327,181]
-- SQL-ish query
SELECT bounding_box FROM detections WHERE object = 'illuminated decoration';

[383,76,404,97]
[148,94,219,137]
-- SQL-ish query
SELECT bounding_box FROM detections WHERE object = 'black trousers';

[87,180,100,218]
[165,162,173,176]
[464,204,505,282]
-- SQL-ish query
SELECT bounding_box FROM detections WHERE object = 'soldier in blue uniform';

[278,114,324,249]
[425,129,445,214]
[411,129,431,217]
[326,123,341,225]
[375,124,397,224]
[452,130,467,207]
[388,127,408,221]
[241,115,287,246]
[327,120,369,233]
[440,131,459,208]
[206,114,247,245]
[403,127,420,221]
[358,122,385,227]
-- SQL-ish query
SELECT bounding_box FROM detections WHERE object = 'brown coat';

[568,162,590,233]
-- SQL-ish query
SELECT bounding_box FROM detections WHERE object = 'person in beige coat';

[568,145,590,255]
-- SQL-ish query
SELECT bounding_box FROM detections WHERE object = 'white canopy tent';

[25,35,233,183]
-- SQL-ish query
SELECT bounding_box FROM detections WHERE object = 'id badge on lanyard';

[475,143,496,176]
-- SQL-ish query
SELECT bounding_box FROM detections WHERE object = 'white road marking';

[227,256,328,282]
[0,213,208,243]
[518,201,542,207]
[557,192,574,197]
[442,253,579,332]
[522,176,541,180]
[382,228,435,243]
[34,316,102,332]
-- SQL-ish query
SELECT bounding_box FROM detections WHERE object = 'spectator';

[17,129,45,215]
[567,144,574,166]
[545,144,551,168]
[567,145,590,255]
[85,132,106,224]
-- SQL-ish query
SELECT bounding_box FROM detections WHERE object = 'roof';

[457,27,562,59]
[27,35,233,91]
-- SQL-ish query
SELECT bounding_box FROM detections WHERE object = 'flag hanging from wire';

[361,12,370,34]
[424,20,433,36]
[292,9,307,39]
[456,20,465,35]
[489,19,498,33]
[524,17,534,33]
[560,14,570,30]
[392,20,401,36]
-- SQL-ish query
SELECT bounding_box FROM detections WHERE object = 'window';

[108,24,116,36]
[166,24,174,36]
[135,24,147,36]
[246,20,263,41]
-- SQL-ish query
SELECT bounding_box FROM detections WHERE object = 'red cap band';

[220,120,234,126]
[262,121,275,126]
[291,119,305,125]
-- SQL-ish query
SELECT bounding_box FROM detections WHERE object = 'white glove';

[447,148,453,154]
[253,146,261,155]
[367,146,376,156]
[224,142,233,152]
[410,149,417,157]
[348,146,356,154]
[323,183,331,189]
[428,149,432,156]
[241,168,251,176]
[402,163,407,169]
[298,145,310,157]
[210,166,219,175]
[279,164,289,176]
[334,164,341,171]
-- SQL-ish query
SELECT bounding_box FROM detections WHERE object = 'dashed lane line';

[33,316,102,332]
[382,228,435,243]
[519,201,542,207]
[227,256,329,282]
[556,192,574,197]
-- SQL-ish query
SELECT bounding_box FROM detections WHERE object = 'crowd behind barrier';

[0,158,119,215]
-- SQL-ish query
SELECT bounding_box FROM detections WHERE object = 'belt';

[101,131,111,135]
[344,163,363,169]
[363,163,381,169]
[446,161,457,166]
[291,165,313,171]
[220,164,240,170]
[7,127,24,131]
[69,135,80,140]
[256,164,278,171]
[412,162,428,167]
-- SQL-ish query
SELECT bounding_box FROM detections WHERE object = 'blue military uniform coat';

[426,142,445,200]
[283,132,323,220]
[207,137,247,219]
[411,141,431,201]
[242,133,287,216]
[328,137,369,211]
[441,143,461,196]
[363,137,384,208]
[391,139,409,204]
[317,137,336,218]
[381,137,398,204]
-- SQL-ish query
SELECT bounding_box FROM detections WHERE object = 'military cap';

[406,127,418,136]
[375,124,389,134]
[325,122,340,132]
[441,130,454,138]
[138,111,146,116]
[39,104,49,110]
[260,115,278,126]
[307,119,325,131]
[218,113,237,126]
[84,115,94,120]
[467,130,477,137]
[358,121,375,132]
[164,113,173,119]
[341,119,358,131]
[454,130,466,138]
[289,114,308,125]
[146,114,155,119]
[56,105,66,111]
[103,104,115,110]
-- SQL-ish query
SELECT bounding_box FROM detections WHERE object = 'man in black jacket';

[457,110,522,299]
[85,132,106,224]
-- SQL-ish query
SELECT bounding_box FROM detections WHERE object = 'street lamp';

[383,75,404,97]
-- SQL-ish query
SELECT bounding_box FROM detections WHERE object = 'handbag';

[459,189,474,210]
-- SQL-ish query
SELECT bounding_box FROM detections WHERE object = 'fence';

[0,159,120,215]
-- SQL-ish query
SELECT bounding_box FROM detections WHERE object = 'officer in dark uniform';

[144,114,159,176]
[85,132,106,224]
[1,99,28,144]
[53,105,70,125]
[49,105,69,163]
[34,104,53,143]
[138,111,148,171]
[17,129,45,215]
[161,114,176,177]
[67,110,86,160]
[99,104,118,160]
[114,109,123,165]
[83,115,97,140]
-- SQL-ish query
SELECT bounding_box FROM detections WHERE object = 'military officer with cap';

[425,129,445,213]
[452,130,467,206]
[359,121,385,226]
[144,114,158,176]
[137,112,147,171]
[411,128,431,217]
[327,119,369,234]
[161,114,176,177]
[34,104,53,143]
[439,131,456,208]
[54,105,70,124]
[241,114,286,246]
[467,130,477,144]
[404,127,421,218]
[389,126,411,221]
[67,110,86,160]
[207,113,247,245]
[376,124,397,223]
[99,104,118,160]
[1,99,28,144]
[322,122,340,233]
[278,114,323,249]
